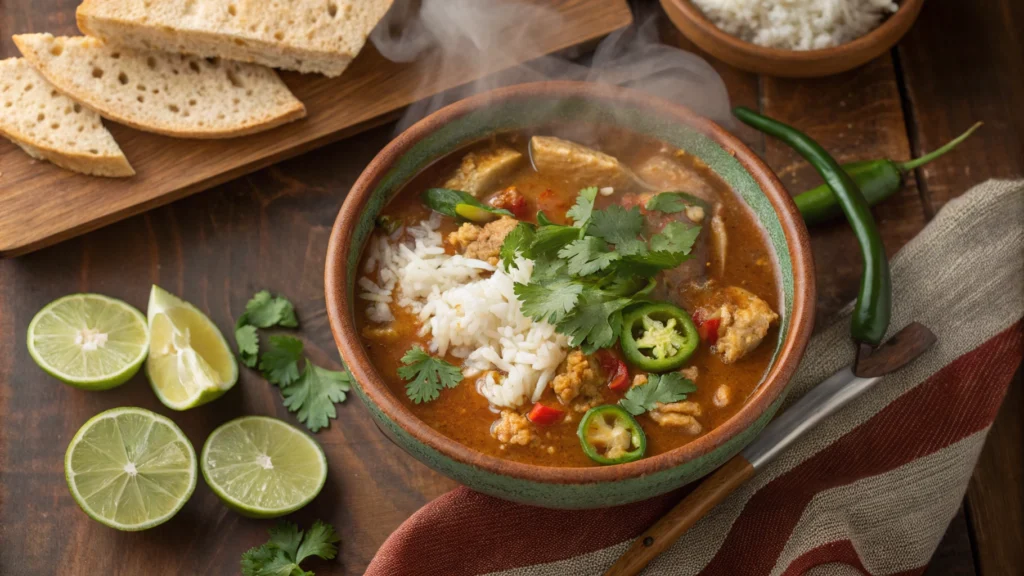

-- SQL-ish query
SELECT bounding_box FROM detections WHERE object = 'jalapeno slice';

[619,302,699,373]
[577,405,647,465]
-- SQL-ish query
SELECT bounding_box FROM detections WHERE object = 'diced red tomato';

[596,349,630,393]
[527,403,565,426]
[490,186,528,219]
[692,311,721,345]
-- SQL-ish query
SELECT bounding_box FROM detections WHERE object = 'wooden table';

[1,2,1020,574]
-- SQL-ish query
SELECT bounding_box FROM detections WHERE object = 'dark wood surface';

[0,0,632,257]
[1,1,1021,575]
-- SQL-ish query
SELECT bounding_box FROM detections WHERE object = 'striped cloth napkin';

[365,179,1024,576]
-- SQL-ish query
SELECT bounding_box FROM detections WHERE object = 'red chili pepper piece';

[596,349,631,392]
[528,403,565,426]
[692,311,720,345]
[490,187,528,219]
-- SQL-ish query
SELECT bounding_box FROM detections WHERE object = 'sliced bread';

[13,34,306,139]
[77,0,395,77]
[0,58,133,177]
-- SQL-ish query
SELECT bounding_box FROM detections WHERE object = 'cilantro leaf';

[526,224,580,260]
[267,522,304,560]
[235,324,260,368]
[558,237,620,276]
[515,278,583,323]
[499,222,535,271]
[558,289,634,353]
[619,372,697,415]
[645,191,709,213]
[566,187,598,228]
[650,222,702,254]
[295,521,341,564]
[259,335,304,387]
[397,346,463,404]
[241,546,298,576]
[618,250,692,277]
[242,520,339,576]
[245,291,299,328]
[615,238,649,257]
[589,205,644,246]
[281,362,351,432]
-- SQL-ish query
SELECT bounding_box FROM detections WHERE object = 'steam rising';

[370,1,732,133]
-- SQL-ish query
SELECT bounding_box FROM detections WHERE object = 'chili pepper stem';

[897,122,982,172]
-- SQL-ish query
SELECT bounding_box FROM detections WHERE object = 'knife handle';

[603,455,755,576]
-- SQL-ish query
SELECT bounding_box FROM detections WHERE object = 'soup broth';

[356,125,780,467]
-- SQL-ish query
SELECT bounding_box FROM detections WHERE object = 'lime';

[201,416,327,518]
[65,407,197,531]
[145,285,237,410]
[27,293,149,390]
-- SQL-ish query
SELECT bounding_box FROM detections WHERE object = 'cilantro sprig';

[397,345,463,404]
[241,520,340,576]
[234,291,350,432]
[619,373,697,415]
[501,188,702,353]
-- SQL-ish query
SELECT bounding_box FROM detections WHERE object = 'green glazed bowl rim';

[326,81,815,484]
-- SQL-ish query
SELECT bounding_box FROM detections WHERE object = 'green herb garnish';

[234,291,350,432]
[423,188,513,222]
[398,345,464,404]
[501,188,702,353]
[241,520,340,576]
[282,361,351,433]
[645,191,710,213]
[619,373,697,415]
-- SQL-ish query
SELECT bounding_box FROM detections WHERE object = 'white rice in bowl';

[359,214,569,410]
[692,0,899,50]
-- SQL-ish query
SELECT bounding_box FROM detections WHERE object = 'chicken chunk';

[491,410,533,446]
[552,350,602,411]
[530,136,630,188]
[447,216,518,265]
[649,411,703,435]
[713,384,732,407]
[443,147,524,197]
[634,150,716,204]
[705,286,779,364]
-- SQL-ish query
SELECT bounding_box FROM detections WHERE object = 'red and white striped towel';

[366,179,1024,576]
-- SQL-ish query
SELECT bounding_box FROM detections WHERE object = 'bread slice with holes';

[0,58,133,177]
[13,34,306,139]
[77,0,395,77]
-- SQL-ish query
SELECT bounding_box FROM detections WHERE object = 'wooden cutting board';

[0,0,632,257]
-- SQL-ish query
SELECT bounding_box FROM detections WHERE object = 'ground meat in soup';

[355,126,782,467]
[447,216,518,265]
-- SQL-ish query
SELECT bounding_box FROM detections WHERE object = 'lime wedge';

[27,294,149,390]
[201,416,327,518]
[145,285,237,410]
[65,407,197,531]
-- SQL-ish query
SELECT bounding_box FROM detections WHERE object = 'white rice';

[692,0,899,50]
[360,215,569,409]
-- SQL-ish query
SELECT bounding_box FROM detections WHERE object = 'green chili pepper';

[795,123,982,225]
[577,405,647,465]
[619,302,699,372]
[734,106,892,346]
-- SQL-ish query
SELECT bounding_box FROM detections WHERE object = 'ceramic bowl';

[325,81,814,509]
[661,0,926,78]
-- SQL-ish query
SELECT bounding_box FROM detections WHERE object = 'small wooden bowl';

[661,0,926,78]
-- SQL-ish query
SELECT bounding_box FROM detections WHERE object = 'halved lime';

[201,416,327,518]
[65,407,197,530]
[145,285,237,410]
[27,293,149,390]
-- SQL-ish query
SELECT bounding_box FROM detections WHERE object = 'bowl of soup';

[326,81,814,508]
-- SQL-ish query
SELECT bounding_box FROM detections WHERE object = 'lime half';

[145,285,237,410]
[27,293,149,390]
[201,416,327,518]
[65,407,197,530]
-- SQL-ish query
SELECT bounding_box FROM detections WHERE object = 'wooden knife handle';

[604,455,755,576]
